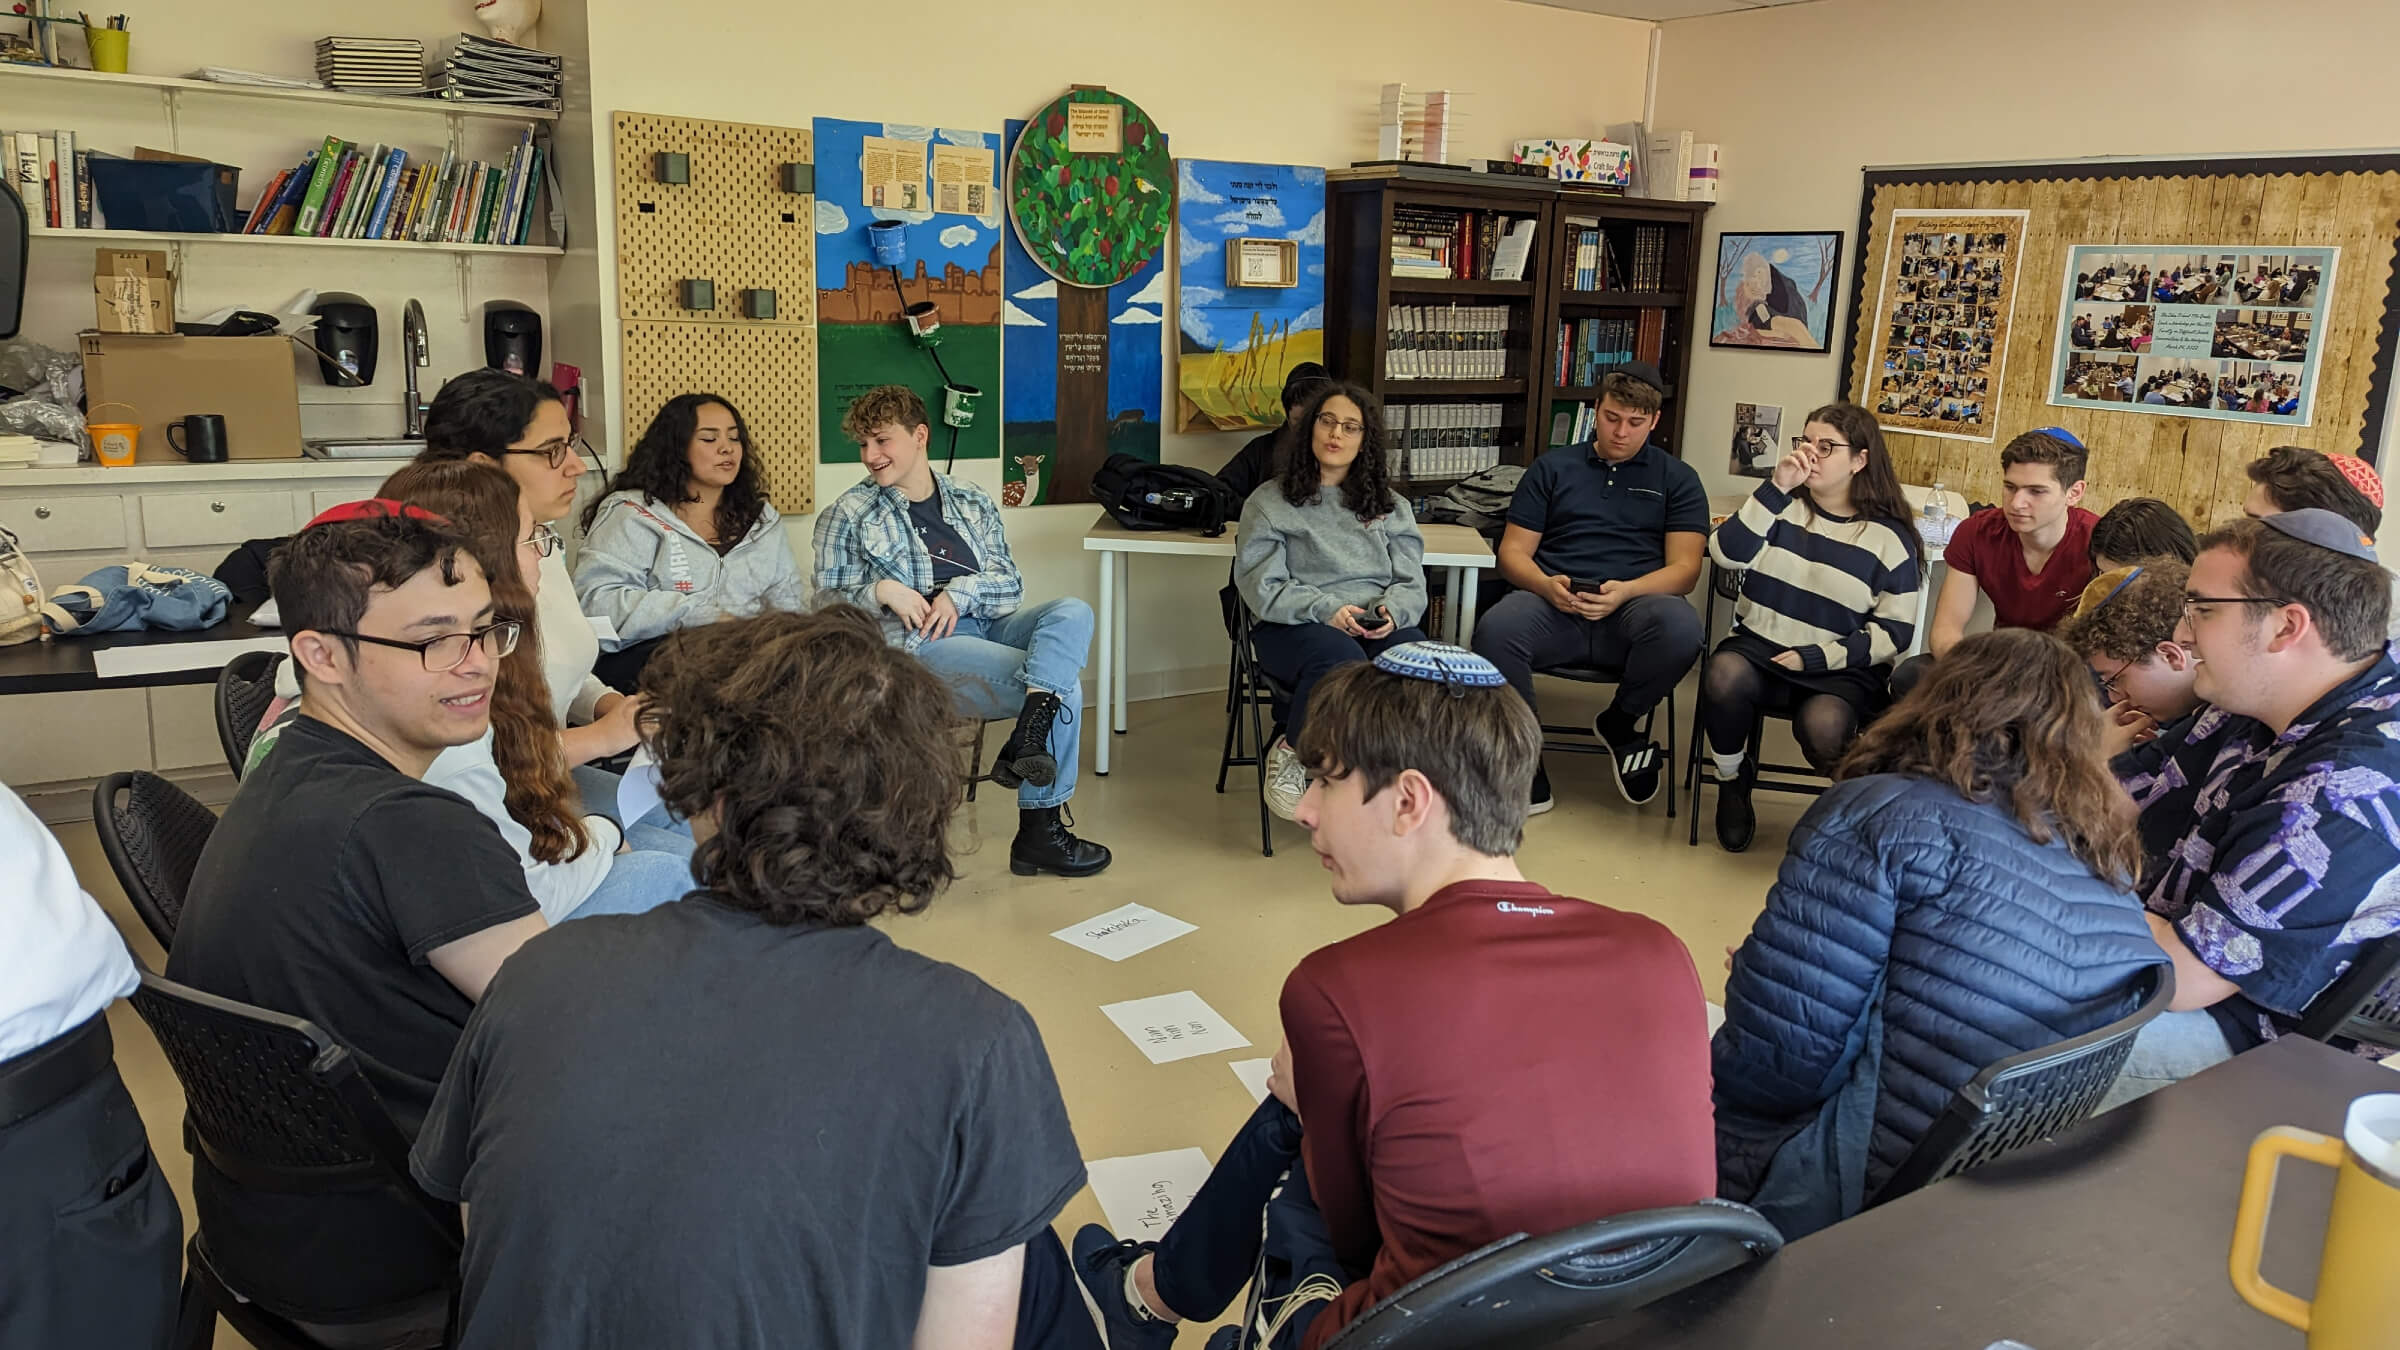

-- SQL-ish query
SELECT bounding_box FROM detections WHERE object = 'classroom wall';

[577,0,1654,698]
[1651,0,2400,544]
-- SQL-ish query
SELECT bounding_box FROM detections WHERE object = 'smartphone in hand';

[1569,578,1608,596]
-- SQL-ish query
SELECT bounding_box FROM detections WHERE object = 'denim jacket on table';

[811,473,1022,652]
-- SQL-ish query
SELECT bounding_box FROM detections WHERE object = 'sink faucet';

[402,299,430,437]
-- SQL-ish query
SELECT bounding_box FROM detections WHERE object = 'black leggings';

[1701,648,1862,774]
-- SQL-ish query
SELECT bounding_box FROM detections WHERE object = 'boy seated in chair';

[1066,642,1716,1348]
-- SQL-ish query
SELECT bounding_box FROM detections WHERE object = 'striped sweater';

[1709,482,1922,671]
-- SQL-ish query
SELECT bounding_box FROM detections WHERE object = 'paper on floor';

[90,637,287,680]
[1228,1058,1274,1104]
[1085,1148,1215,1240]
[1052,903,1196,962]
[1100,991,1250,1064]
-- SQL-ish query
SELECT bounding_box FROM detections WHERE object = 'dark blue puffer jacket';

[1712,773,2167,1226]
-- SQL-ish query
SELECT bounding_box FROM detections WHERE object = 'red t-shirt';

[1943,505,2098,632]
[1280,880,1717,1348]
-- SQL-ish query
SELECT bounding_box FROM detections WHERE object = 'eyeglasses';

[2096,657,2134,701]
[1790,436,1854,454]
[525,523,563,558]
[323,620,523,672]
[2181,594,2288,621]
[500,435,595,471]
[1314,412,1366,439]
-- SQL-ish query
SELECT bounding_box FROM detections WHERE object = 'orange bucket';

[88,402,140,467]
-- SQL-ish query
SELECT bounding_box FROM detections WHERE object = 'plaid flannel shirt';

[811,474,1023,651]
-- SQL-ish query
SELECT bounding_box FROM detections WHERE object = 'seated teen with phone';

[1234,381,1429,821]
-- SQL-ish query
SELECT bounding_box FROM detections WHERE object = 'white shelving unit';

[26,222,564,257]
[0,61,557,123]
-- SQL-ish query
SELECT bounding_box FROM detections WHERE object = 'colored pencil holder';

[867,220,907,267]
[86,26,130,74]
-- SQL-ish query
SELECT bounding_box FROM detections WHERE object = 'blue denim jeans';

[2096,1009,2236,1112]
[561,849,696,922]
[917,596,1092,809]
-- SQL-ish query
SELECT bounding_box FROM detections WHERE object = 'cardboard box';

[93,248,176,334]
[79,333,306,462]
[1687,142,1722,202]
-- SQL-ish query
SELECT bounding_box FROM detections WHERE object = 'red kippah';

[2330,454,2384,510]
[304,498,451,530]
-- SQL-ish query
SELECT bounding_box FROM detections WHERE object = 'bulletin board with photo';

[1862,210,2029,444]
[2049,243,2335,427]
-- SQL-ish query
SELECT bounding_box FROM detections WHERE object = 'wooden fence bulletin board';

[1837,155,2400,528]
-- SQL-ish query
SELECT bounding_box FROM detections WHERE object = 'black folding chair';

[1216,590,1292,858]
[128,971,461,1350]
[2294,933,2400,1053]
[1872,962,2175,1206]
[91,771,218,950]
[1539,670,1680,820]
[1684,561,1829,845]
[1234,1200,1781,1350]
[215,650,284,779]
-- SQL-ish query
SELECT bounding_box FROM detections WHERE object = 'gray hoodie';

[573,490,809,648]
[1233,483,1428,628]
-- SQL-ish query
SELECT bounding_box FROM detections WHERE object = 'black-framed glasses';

[1790,436,1854,454]
[2096,657,2134,701]
[2182,594,2288,621]
[501,435,596,471]
[324,620,522,671]
[525,523,563,558]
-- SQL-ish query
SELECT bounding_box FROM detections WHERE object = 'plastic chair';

[2293,933,2400,1052]
[1216,593,1291,858]
[91,771,218,950]
[1234,1199,1782,1350]
[1872,962,2175,1206]
[127,970,460,1350]
[215,650,284,779]
[1683,562,1829,845]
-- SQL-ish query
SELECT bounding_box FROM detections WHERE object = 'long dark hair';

[1276,381,1393,521]
[579,393,765,554]
[377,459,590,866]
[420,368,564,459]
[1798,402,1922,568]
[1839,628,2142,885]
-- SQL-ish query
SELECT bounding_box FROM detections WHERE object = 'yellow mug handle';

[2229,1124,2346,1331]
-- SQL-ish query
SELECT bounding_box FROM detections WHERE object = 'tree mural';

[1008,88,1173,491]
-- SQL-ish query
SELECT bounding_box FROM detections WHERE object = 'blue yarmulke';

[1372,641,1507,690]
[2031,425,2085,451]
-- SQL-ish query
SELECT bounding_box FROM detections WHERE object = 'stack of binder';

[314,37,429,93]
[439,34,563,110]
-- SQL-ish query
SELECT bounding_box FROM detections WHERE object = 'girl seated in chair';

[1232,380,1428,820]
[1702,402,1922,852]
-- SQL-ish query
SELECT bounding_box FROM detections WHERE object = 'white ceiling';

[1516,0,1823,21]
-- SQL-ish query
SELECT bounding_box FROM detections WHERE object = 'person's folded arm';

[1803,550,1924,672]
[1710,481,1787,571]
[574,509,717,646]
[1234,508,1340,626]
[810,499,894,612]
[1609,532,1704,600]
[941,491,1024,620]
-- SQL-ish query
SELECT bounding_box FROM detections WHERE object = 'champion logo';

[1496,901,1555,916]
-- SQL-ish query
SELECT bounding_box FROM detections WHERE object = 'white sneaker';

[1264,739,1307,821]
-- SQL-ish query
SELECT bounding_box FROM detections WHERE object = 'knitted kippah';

[1372,641,1507,692]
[2330,453,2385,510]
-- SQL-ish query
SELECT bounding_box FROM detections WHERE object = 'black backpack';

[1090,453,1242,536]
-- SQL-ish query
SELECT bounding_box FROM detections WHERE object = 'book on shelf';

[231,130,543,246]
[1387,207,1537,283]
[1386,304,1511,381]
[1385,402,1506,482]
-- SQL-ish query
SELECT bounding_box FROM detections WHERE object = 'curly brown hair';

[2058,559,2190,663]
[841,383,932,444]
[1837,628,2143,886]
[1276,381,1393,522]
[636,606,962,925]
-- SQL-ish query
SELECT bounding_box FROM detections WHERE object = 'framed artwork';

[2048,243,2335,426]
[1730,402,1782,479]
[1864,209,2030,442]
[1710,231,1843,352]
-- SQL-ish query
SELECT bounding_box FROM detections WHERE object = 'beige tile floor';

[57,679,1804,1349]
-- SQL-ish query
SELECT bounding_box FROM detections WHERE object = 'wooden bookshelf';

[1328,166,1709,490]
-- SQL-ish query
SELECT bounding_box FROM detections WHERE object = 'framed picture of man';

[1711,232,1844,352]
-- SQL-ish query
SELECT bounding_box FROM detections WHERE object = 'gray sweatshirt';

[573,490,810,648]
[1233,484,1428,628]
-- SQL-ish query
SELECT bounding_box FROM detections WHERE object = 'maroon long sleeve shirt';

[1281,880,1717,1348]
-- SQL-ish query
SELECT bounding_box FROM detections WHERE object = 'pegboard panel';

[621,322,817,515]
[613,111,815,324]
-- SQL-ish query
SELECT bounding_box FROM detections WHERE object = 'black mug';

[167,413,229,463]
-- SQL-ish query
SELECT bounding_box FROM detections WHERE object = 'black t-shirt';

[1506,442,1709,584]
[411,899,1086,1350]
[166,716,537,1316]
[1217,426,1284,505]
[909,487,981,595]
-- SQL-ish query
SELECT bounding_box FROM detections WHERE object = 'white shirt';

[421,729,615,924]
[537,551,611,727]
[1,780,137,1061]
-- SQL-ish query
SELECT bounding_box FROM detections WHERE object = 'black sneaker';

[1714,772,1756,852]
[1071,1225,1175,1350]
[1528,761,1554,816]
[1609,739,1664,806]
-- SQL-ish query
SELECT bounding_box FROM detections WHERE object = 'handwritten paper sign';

[1052,903,1196,962]
[1067,102,1122,154]
[1085,1148,1214,1238]
[1100,991,1250,1064]
[616,745,663,829]
[1228,1057,1275,1104]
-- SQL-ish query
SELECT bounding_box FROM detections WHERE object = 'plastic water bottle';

[1925,480,1950,528]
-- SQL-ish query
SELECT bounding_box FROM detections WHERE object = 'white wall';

[577,0,1654,697]
[1651,0,2400,541]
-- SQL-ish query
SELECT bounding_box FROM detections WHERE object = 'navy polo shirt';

[1507,442,1709,584]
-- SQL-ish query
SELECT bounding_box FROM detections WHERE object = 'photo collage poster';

[2048,244,2336,426]
[1867,210,2030,443]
